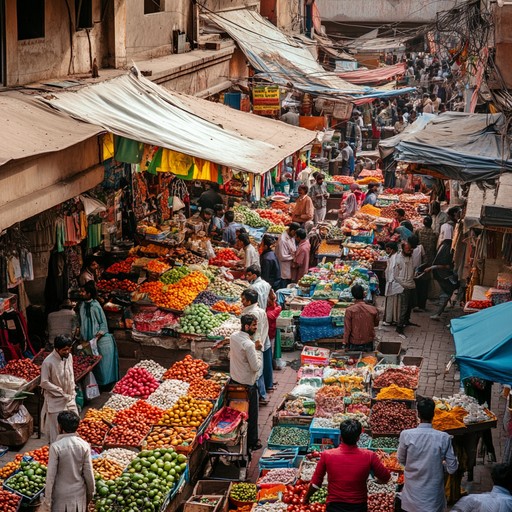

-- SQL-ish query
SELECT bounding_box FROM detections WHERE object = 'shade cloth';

[40,69,316,175]
[451,301,512,385]
[338,63,406,85]
[380,112,512,182]
[201,8,415,100]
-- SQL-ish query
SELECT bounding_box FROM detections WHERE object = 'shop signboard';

[252,86,280,116]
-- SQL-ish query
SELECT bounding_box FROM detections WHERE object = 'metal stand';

[204,421,250,481]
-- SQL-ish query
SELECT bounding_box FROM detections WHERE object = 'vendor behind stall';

[198,182,223,211]
[292,185,314,226]
[78,257,99,287]
[40,335,78,443]
[47,300,78,347]
[343,284,379,351]
[191,208,214,234]
[362,183,379,206]
[222,210,242,246]
[237,233,260,271]
[209,204,225,240]
[78,281,119,388]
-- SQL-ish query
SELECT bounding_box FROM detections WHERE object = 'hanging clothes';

[55,217,65,253]
[87,223,102,249]
[114,136,143,164]
[7,257,22,289]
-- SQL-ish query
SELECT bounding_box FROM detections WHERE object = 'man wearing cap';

[308,174,329,223]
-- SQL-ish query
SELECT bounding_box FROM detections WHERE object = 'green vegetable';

[230,482,257,502]
[268,426,309,447]
[309,487,327,504]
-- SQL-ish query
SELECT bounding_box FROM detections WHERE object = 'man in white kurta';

[275,223,299,285]
[241,289,270,402]
[40,336,78,443]
[42,411,95,512]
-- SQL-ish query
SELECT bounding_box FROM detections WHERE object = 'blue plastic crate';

[349,233,374,244]
[309,429,340,448]
[258,447,301,470]
[309,419,341,448]
[299,324,343,343]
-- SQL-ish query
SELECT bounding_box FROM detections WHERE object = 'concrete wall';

[122,0,191,64]
[0,137,102,231]
[5,0,111,86]
[260,0,300,33]
[495,5,512,90]
[315,0,458,24]
[202,0,260,13]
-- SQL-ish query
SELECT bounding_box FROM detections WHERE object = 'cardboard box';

[376,341,402,364]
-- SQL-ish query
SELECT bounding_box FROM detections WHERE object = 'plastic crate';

[300,325,343,344]
[309,419,340,448]
[348,232,374,244]
[309,431,340,448]
[278,327,296,350]
[268,425,310,453]
[258,447,300,470]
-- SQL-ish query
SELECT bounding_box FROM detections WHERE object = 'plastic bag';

[0,405,33,446]
[84,372,100,400]
[89,337,99,356]
[289,383,318,399]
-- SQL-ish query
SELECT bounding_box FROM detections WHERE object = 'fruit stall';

[0,354,241,512]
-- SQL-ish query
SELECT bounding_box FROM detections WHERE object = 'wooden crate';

[184,495,224,512]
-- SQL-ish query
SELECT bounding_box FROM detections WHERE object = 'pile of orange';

[212,300,242,315]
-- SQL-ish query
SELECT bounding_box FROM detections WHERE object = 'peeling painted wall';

[315,0,458,24]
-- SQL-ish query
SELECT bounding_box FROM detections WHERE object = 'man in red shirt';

[305,420,391,512]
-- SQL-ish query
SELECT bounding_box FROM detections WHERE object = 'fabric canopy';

[201,8,415,100]
[338,63,406,85]
[0,93,104,167]
[378,113,436,158]
[452,302,512,385]
[383,112,512,182]
[40,70,316,175]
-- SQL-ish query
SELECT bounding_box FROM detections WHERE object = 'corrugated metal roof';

[40,70,315,174]
[201,8,415,99]
[0,93,104,167]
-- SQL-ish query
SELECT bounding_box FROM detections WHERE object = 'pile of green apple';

[94,448,187,512]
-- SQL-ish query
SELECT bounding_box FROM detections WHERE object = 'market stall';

[231,347,498,512]
[0,353,234,511]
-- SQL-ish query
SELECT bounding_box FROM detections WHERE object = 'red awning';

[338,63,406,85]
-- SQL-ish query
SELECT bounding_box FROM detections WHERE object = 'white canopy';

[40,70,316,174]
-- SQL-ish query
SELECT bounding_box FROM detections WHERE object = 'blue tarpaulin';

[451,302,512,385]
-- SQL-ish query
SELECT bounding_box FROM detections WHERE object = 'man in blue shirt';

[222,210,242,246]
[398,397,458,512]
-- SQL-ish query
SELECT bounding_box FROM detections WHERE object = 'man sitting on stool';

[343,284,379,352]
